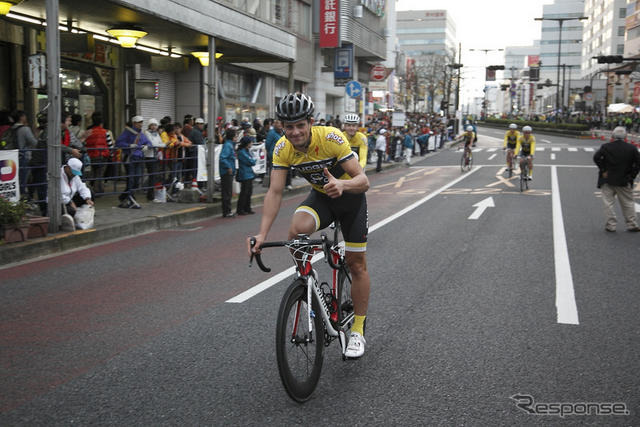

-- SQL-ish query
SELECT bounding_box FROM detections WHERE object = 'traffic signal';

[596,55,624,64]
[500,84,509,91]
[529,67,540,81]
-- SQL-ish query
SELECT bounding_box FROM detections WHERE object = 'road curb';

[0,153,422,266]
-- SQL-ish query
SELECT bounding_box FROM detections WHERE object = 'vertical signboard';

[320,0,340,48]
[334,44,353,86]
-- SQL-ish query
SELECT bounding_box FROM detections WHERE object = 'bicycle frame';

[250,229,352,353]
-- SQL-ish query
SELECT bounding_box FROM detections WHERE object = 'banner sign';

[320,0,340,48]
[527,55,540,67]
[0,150,20,202]
[250,143,267,175]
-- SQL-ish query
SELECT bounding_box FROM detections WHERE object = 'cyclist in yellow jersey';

[460,125,475,158]
[503,123,520,172]
[342,113,368,170]
[516,125,536,180]
[248,93,371,358]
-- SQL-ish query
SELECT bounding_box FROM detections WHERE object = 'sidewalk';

[2,148,451,266]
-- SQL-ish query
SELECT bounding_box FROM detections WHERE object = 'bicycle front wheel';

[276,279,325,402]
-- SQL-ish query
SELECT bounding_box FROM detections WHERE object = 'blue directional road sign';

[345,80,363,98]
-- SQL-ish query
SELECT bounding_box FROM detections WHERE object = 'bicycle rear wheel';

[276,279,324,402]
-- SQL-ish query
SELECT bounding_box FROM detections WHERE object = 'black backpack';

[0,125,22,150]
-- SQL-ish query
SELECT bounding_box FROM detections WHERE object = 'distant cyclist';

[342,113,368,170]
[462,125,475,156]
[503,123,520,172]
[248,93,371,358]
[516,126,536,180]
[465,120,478,147]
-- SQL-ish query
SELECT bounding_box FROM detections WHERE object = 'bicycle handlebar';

[249,234,340,273]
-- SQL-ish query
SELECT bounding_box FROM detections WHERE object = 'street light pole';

[535,16,588,123]
[469,48,504,119]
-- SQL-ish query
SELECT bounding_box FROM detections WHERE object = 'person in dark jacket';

[593,126,640,232]
[236,132,257,215]
[219,128,237,217]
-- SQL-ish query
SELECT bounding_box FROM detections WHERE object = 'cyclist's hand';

[248,234,264,255]
[322,168,343,198]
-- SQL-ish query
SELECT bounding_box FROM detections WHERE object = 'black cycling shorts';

[296,190,368,252]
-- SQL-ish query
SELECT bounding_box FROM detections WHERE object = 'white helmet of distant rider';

[343,113,361,137]
[509,123,517,130]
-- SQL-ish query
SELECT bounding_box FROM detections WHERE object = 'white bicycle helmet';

[522,125,532,132]
[466,125,474,132]
[344,113,360,124]
[509,123,517,130]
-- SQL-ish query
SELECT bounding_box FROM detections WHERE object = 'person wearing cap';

[144,118,164,200]
[375,128,387,172]
[115,116,153,207]
[61,158,94,217]
[236,131,257,215]
[593,126,640,232]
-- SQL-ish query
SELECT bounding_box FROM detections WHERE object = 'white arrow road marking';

[468,196,495,220]
[551,166,579,325]
[488,154,497,160]
[551,153,556,160]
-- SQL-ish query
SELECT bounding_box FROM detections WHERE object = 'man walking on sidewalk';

[593,126,640,232]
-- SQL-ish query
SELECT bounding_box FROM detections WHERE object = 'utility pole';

[46,0,61,233]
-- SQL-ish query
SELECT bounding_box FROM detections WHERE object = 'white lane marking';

[468,196,495,220]
[551,154,556,160]
[636,202,640,213]
[488,153,497,160]
[543,139,552,144]
[487,148,498,152]
[568,147,578,152]
[551,165,579,325]
[552,147,561,152]
[228,167,483,303]
[472,148,483,152]
[536,147,545,152]
[583,147,594,152]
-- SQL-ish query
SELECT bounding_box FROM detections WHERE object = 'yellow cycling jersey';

[462,131,475,145]
[516,134,536,156]
[272,126,355,193]
[347,131,368,169]
[503,130,520,148]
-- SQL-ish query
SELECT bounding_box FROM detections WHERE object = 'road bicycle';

[519,156,530,192]
[460,146,473,172]
[249,222,353,402]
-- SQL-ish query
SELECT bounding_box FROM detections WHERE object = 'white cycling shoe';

[345,332,366,358]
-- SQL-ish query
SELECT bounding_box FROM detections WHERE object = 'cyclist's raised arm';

[338,156,370,194]
[249,168,288,254]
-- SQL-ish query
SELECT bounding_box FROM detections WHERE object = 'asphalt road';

[1,125,639,425]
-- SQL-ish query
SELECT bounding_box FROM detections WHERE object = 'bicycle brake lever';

[249,237,256,267]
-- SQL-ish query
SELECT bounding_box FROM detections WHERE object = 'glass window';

[618,26,626,37]
[619,7,626,18]
[617,44,625,54]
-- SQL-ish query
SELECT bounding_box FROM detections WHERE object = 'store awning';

[607,103,634,113]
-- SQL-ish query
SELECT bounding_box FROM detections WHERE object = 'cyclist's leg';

[336,193,369,357]
[506,149,513,168]
[528,155,534,178]
[289,190,332,239]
